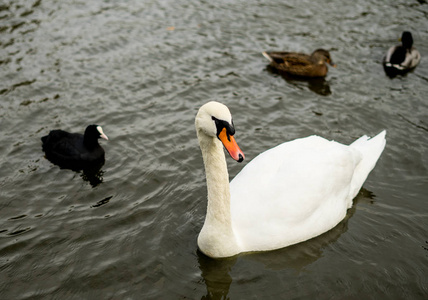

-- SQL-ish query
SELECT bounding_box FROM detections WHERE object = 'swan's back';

[347,131,386,200]
[230,131,386,252]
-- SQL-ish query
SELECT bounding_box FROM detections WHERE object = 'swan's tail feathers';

[262,51,274,62]
[348,130,386,203]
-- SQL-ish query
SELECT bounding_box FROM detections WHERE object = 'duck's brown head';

[312,49,336,67]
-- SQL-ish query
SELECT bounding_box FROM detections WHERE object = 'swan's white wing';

[229,135,363,252]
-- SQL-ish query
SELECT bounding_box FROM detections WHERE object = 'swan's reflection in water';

[266,66,332,96]
[197,188,375,299]
[198,252,235,300]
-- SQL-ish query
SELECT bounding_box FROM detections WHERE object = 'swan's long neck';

[197,130,238,257]
[200,135,231,225]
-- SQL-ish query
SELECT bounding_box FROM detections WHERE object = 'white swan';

[195,101,386,258]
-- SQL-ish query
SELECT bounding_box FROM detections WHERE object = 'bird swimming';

[41,124,108,170]
[195,101,386,258]
[383,31,421,76]
[262,49,336,77]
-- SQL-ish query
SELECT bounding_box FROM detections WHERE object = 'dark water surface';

[1,0,428,299]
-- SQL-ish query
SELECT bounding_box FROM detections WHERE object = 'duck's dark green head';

[401,31,414,49]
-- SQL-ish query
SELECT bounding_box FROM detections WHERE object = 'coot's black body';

[41,125,108,170]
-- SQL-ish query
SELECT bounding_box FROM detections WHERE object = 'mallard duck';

[383,31,421,75]
[42,124,108,170]
[195,101,386,258]
[262,49,336,77]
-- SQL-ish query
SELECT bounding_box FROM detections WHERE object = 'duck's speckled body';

[263,49,336,77]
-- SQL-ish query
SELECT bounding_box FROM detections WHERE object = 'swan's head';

[196,101,245,162]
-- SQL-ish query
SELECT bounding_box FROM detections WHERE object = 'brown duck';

[262,49,336,77]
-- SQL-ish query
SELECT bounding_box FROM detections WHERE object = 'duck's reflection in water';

[266,66,332,96]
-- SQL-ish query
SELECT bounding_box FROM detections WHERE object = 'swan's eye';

[212,116,235,138]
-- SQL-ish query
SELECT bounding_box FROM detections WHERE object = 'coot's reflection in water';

[80,165,105,188]
[43,158,105,187]
[265,66,332,96]
[197,188,375,299]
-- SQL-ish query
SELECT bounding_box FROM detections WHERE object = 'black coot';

[41,124,108,170]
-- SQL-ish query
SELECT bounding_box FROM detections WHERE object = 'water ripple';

[0,0,427,299]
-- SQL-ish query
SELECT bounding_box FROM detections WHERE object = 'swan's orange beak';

[218,128,245,162]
